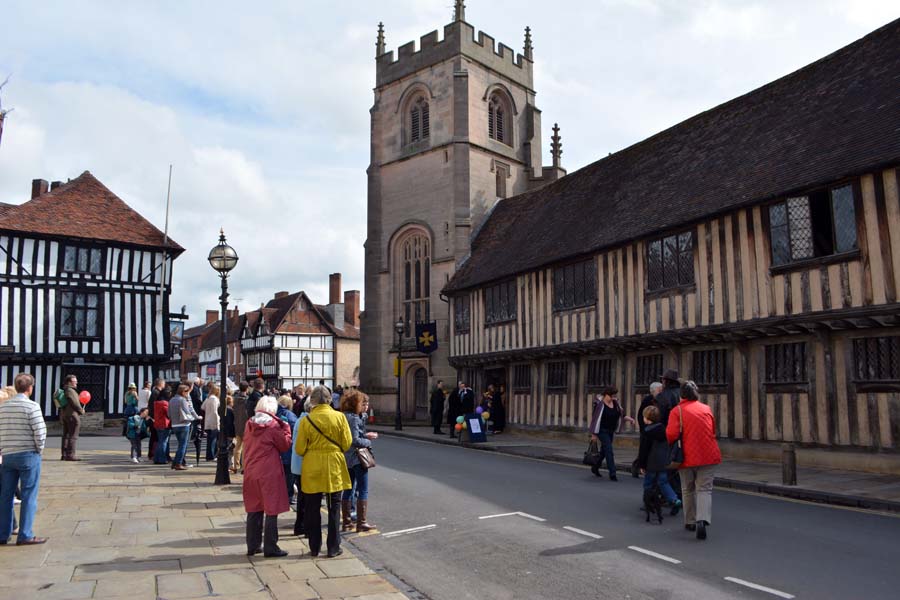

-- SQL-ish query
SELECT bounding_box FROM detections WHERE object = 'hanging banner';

[415,322,438,354]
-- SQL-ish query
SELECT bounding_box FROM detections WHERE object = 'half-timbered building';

[241,274,360,390]
[197,309,243,383]
[444,20,900,469]
[0,172,183,418]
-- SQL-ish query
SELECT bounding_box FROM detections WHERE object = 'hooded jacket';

[295,404,352,494]
[242,411,292,515]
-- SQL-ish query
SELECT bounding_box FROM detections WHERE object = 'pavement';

[369,423,900,513]
[0,438,408,600]
[350,435,900,600]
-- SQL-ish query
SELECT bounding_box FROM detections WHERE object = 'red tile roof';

[0,171,184,252]
[0,202,15,218]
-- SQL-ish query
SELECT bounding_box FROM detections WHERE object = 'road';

[345,435,900,600]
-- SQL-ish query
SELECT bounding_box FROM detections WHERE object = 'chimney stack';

[206,310,218,325]
[274,291,289,299]
[31,179,48,199]
[329,273,342,305]
[50,181,63,190]
[344,290,360,328]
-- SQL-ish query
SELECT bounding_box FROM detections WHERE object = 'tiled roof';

[0,171,184,252]
[0,202,15,218]
[445,18,900,293]
[199,313,244,351]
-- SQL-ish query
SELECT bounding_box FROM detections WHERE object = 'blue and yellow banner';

[415,322,438,354]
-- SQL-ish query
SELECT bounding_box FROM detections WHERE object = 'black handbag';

[667,406,684,469]
[582,440,602,467]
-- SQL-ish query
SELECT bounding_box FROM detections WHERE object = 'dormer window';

[488,93,510,145]
[410,96,430,143]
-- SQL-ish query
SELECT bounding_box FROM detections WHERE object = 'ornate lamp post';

[208,229,238,485]
[303,354,310,387]
[394,317,404,431]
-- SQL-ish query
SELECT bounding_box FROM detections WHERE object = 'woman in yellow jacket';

[295,385,352,558]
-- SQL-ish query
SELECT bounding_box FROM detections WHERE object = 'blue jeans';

[172,426,190,466]
[342,464,369,501]
[206,430,218,460]
[154,428,171,463]
[598,429,616,477]
[643,470,678,503]
[0,451,42,543]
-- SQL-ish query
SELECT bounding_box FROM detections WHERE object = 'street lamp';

[303,354,310,387]
[208,228,238,486]
[394,317,404,431]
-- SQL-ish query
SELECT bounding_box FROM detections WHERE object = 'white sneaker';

[13,498,21,505]
[131,457,139,463]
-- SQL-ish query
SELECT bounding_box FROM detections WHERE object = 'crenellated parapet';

[376,20,534,90]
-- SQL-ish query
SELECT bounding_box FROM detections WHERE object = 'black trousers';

[293,473,306,535]
[246,512,280,554]
[431,411,443,433]
[304,491,341,556]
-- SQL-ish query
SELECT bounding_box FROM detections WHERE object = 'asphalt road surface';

[346,435,900,600]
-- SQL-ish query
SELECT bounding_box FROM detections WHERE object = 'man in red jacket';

[666,381,721,540]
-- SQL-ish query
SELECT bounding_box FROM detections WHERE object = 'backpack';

[53,388,68,409]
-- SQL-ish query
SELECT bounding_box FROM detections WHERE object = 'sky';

[1,0,897,327]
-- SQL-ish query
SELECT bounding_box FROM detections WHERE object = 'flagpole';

[159,165,172,314]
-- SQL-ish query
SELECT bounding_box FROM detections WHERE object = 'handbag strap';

[306,416,343,451]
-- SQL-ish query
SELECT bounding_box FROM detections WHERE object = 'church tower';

[361,2,565,416]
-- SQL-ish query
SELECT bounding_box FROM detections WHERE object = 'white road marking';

[476,511,547,522]
[627,546,682,564]
[724,577,795,599]
[381,524,437,538]
[515,512,547,522]
[563,526,603,539]
[478,512,520,520]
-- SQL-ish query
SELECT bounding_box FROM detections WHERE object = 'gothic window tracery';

[488,93,510,145]
[409,95,430,144]
[399,232,431,334]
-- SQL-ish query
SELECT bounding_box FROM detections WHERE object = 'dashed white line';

[381,524,437,538]
[563,526,603,539]
[477,511,547,522]
[627,546,682,564]
[724,577,795,599]
[478,512,520,520]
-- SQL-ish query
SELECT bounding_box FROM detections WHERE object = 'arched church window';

[410,96,430,143]
[400,233,431,334]
[488,93,509,145]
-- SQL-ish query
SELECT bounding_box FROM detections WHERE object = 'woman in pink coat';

[242,396,292,557]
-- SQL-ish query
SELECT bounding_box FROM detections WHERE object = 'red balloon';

[79,390,91,405]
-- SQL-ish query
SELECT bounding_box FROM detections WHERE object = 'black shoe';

[696,520,707,540]
[264,548,289,558]
[609,475,618,481]
[247,546,263,556]
[590,465,602,478]
[434,430,444,435]
[327,547,344,558]
[685,523,696,532]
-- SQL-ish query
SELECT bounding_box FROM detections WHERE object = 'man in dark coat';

[459,383,475,415]
[246,378,265,418]
[430,381,445,435]
[656,369,681,426]
[60,374,85,461]
[446,382,463,438]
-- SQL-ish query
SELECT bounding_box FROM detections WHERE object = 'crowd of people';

[430,380,506,437]
[587,369,722,540]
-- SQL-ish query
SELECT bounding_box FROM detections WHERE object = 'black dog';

[643,485,664,524]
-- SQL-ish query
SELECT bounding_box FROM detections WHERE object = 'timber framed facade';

[444,19,900,459]
[0,172,183,418]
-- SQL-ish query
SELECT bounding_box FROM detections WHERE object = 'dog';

[643,484,664,524]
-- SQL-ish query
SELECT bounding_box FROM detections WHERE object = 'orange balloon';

[454,423,462,432]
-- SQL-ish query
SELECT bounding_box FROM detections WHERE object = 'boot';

[341,500,353,532]
[356,499,375,532]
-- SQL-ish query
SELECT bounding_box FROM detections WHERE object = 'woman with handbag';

[295,385,352,558]
[666,381,721,540]
[587,386,635,481]
[340,390,378,533]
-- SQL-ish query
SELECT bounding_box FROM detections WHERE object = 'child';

[126,407,150,463]
[637,405,682,514]
[222,395,236,471]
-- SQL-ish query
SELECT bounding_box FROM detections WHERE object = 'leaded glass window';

[60,291,101,338]
[484,280,516,325]
[647,232,694,292]
[692,349,728,385]
[586,358,614,389]
[512,364,531,391]
[764,343,808,384]
[769,183,858,266]
[853,337,900,382]
[553,259,598,311]
[63,246,103,275]
[634,354,663,386]
[454,295,471,334]
[546,361,568,390]
[400,233,430,335]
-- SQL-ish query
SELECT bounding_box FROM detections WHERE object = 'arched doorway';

[413,368,429,421]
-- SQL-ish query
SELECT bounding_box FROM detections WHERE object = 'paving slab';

[92,576,156,598]
[316,557,374,578]
[206,568,265,595]
[268,579,320,600]
[12,581,95,600]
[309,574,399,599]
[156,572,209,599]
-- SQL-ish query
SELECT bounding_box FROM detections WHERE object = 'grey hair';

[649,382,663,393]
[304,398,312,413]
[309,385,332,406]
[255,395,279,415]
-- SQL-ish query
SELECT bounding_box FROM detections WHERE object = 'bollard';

[782,443,797,486]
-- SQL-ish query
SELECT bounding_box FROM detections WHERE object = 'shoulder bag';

[667,405,684,469]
